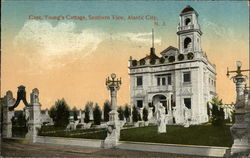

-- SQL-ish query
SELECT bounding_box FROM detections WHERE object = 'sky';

[1,1,249,110]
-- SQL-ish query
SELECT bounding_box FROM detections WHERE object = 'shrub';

[103,100,111,122]
[124,104,131,122]
[72,106,78,121]
[93,103,102,125]
[49,98,70,128]
[210,97,225,126]
[143,107,148,121]
[118,106,124,120]
[84,101,93,123]
[132,106,139,122]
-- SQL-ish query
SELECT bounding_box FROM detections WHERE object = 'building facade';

[128,5,216,125]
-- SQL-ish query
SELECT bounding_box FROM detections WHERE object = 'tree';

[124,104,131,122]
[103,100,111,122]
[49,98,70,127]
[93,103,102,125]
[207,102,211,119]
[143,107,148,122]
[132,106,139,123]
[84,102,93,123]
[117,106,124,120]
[210,97,225,126]
[12,111,27,127]
[72,106,78,121]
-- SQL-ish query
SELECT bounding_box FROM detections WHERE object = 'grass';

[38,125,107,139]
[38,124,233,147]
[120,125,233,147]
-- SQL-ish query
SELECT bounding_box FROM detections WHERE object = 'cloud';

[14,20,104,57]
[13,20,161,74]
[114,32,162,46]
[202,18,234,40]
[13,20,106,73]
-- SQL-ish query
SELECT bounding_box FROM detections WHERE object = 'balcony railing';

[178,25,194,31]
[148,85,172,92]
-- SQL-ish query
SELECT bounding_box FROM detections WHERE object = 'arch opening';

[185,18,191,25]
[184,37,192,49]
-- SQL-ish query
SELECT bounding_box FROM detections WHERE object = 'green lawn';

[120,125,233,147]
[39,125,233,147]
[38,126,107,139]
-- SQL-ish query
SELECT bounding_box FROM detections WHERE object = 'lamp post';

[227,61,250,155]
[105,73,122,113]
[104,73,122,148]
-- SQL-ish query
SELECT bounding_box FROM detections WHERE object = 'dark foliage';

[124,104,131,122]
[117,106,124,120]
[132,106,139,122]
[49,98,70,127]
[93,103,102,125]
[103,100,111,122]
[210,97,225,126]
[143,107,148,121]
[72,107,78,121]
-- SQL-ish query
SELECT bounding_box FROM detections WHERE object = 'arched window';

[184,37,192,49]
[185,18,191,25]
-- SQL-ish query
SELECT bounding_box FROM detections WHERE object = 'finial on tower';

[152,28,154,48]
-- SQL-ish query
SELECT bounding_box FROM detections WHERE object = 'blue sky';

[2,1,249,40]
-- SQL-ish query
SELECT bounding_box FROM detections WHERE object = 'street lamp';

[227,61,250,77]
[104,73,122,148]
[227,61,250,155]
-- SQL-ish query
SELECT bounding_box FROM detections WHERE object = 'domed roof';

[181,5,195,13]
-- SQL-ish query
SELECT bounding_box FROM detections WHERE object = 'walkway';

[1,141,221,158]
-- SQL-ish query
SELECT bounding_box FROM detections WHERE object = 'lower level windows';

[137,100,143,108]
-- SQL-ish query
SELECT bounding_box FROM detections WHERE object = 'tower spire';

[152,28,154,48]
[150,28,155,54]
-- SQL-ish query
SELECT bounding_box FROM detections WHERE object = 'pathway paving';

[1,141,221,158]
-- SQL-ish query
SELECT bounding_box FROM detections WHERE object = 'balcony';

[148,85,173,93]
[178,25,194,31]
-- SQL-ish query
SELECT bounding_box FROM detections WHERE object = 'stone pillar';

[104,74,121,148]
[230,75,250,155]
[2,91,15,138]
[26,88,41,143]
[104,87,120,148]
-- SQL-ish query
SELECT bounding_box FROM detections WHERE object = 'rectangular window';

[184,98,191,109]
[183,72,191,83]
[137,100,143,108]
[137,76,143,86]
[167,75,171,85]
[162,78,166,85]
[157,77,161,86]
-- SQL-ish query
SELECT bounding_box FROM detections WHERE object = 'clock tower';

[177,5,202,54]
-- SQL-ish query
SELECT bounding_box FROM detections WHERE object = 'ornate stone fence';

[1,86,42,143]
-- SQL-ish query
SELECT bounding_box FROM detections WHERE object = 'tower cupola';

[177,5,202,54]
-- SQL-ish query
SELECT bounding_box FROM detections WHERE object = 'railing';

[148,85,172,92]
[178,25,194,31]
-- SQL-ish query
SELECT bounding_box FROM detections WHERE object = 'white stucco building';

[129,5,216,125]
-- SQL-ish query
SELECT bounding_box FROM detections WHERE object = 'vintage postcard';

[1,0,249,157]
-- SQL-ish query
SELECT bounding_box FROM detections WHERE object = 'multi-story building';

[128,5,216,124]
